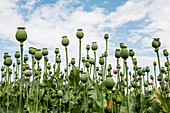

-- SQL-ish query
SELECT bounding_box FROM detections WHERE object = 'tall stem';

[65,46,70,113]
[60,99,61,113]
[84,84,86,113]
[94,51,97,101]
[101,65,104,113]
[110,91,113,113]
[104,39,108,79]
[78,39,81,71]
[36,61,40,113]
[7,67,9,113]
[166,56,170,89]
[156,51,161,72]
[19,43,23,113]
[154,66,157,87]
[117,59,120,91]
[125,60,129,113]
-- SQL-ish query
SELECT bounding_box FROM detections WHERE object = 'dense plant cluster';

[0,27,170,113]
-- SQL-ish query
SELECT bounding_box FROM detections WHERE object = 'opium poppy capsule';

[91,42,98,51]
[99,56,104,65]
[120,46,129,60]
[32,48,36,55]
[47,63,51,70]
[163,49,169,56]
[98,70,102,76]
[129,49,135,57]
[76,29,84,39]
[82,57,85,63]
[80,72,87,83]
[42,48,48,56]
[24,54,28,62]
[105,74,115,90]
[25,69,32,77]
[61,36,69,46]
[15,51,20,59]
[15,27,27,43]
[137,67,143,76]
[85,61,90,68]
[165,62,169,67]
[54,48,59,54]
[57,90,63,98]
[71,58,75,65]
[152,38,161,48]
[145,66,150,72]
[153,62,157,66]
[35,49,42,61]
[5,56,12,67]
[1,66,4,71]
[29,47,33,54]
[104,34,109,39]
[89,58,95,65]
[119,43,124,48]
[115,49,121,59]
[86,44,90,50]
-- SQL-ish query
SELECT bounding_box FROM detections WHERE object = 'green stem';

[65,46,70,113]
[60,99,61,113]
[94,51,97,101]
[140,77,142,109]
[101,65,104,113]
[104,39,108,79]
[84,84,86,113]
[7,67,9,113]
[166,56,170,89]
[27,81,29,108]
[154,66,157,87]
[78,39,81,71]
[143,76,146,93]
[117,59,120,92]
[36,61,40,113]
[125,60,129,113]
[110,91,113,113]
[156,51,161,72]
[147,72,149,91]
[19,43,23,113]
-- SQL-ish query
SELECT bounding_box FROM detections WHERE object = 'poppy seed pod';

[86,44,90,50]
[57,90,63,98]
[15,27,27,43]
[98,70,103,76]
[85,61,90,68]
[160,67,165,73]
[145,66,150,72]
[56,58,61,63]
[5,56,12,67]
[129,49,135,57]
[119,43,124,48]
[163,49,169,56]
[24,54,28,62]
[76,29,84,39]
[42,48,48,56]
[82,57,85,63]
[152,38,161,48]
[91,42,98,51]
[165,62,169,67]
[32,48,36,55]
[71,58,75,65]
[15,51,20,59]
[104,34,109,39]
[86,54,90,59]
[80,72,87,83]
[55,48,59,54]
[99,56,104,65]
[165,76,168,82]
[47,63,51,70]
[137,67,143,76]
[29,47,33,54]
[35,49,42,61]
[17,59,20,65]
[105,74,115,90]
[89,58,95,65]
[115,49,121,58]
[153,62,157,66]
[150,75,154,80]
[4,53,8,59]
[61,36,69,46]
[1,66,4,71]
[25,69,32,77]
[120,46,129,60]
[116,97,122,104]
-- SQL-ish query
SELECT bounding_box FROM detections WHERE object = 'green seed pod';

[105,75,115,90]
[163,49,169,56]
[35,49,42,61]
[89,58,95,65]
[85,61,90,68]
[1,66,4,71]
[56,58,61,63]
[153,62,157,66]
[112,95,116,101]
[29,47,33,54]
[96,67,99,71]
[120,46,129,60]
[54,48,59,54]
[13,63,15,67]
[42,48,48,56]
[5,56,12,67]
[145,66,150,72]
[137,67,143,76]
[128,85,132,89]
[98,70,103,76]
[17,59,20,65]
[71,58,75,65]
[129,49,135,57]
[4,53,8,59]
[160,67,165,73]
[165,76,168,82]
[86,54,90,60]
[157,76,162,81]
[116,97,122,104]
[152,38,161,48]
[133,58,137,65]
[57,90,63,98]
[150,75,154,80]
[76,29,84,39]
[165,62,169,67]
[115,49,121,59]
[99,56,104,65]
[47,63,51,70]
[15,27,27,43]
[119,43,124,48]
[91,42,98,51]
[15,51,20,59]
[82,57,85,63]
[24,54,28,62]
[144,82,148,87]
[32,48,36,55]
[104,34,109,39]
[86,44,90,50]
[61,36,69,46]
[80,72,88,83]
[25,69,32,77]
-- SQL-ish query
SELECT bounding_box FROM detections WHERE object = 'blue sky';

[0,0,170,76]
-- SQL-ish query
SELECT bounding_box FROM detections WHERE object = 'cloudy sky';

[0,0,169,75]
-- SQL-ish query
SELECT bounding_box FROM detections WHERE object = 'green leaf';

[154,87,170,112]
[69,66,80,87]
